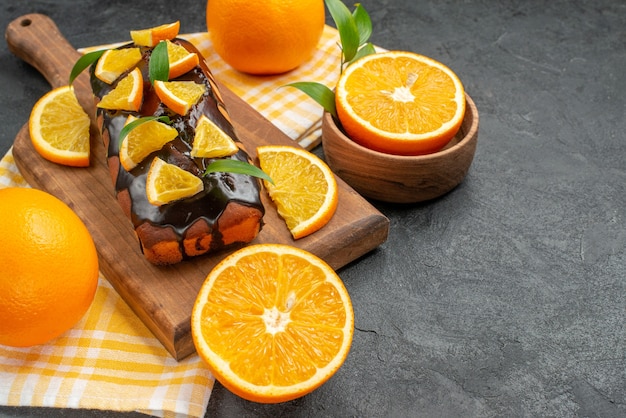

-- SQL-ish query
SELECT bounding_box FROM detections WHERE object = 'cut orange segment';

[119,115,179,171]
[257,145,338,239]
[154,80,205,115]
[29,85,91,167]
[191,243,354,403]
[190,115,238,158]
[335,51,466,155]
[94,47,142,84]
[145,157,203,206]
[166,40,199,79]
[130,21,180,47]
[97,67,143,111]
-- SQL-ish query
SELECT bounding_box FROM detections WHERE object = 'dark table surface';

[1,1,625,417]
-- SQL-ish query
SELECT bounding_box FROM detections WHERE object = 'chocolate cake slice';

[90,38,264,265]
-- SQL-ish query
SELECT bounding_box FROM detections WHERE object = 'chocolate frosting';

[90,39,264,241]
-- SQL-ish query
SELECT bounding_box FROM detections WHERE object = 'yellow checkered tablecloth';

[0,26,342,418]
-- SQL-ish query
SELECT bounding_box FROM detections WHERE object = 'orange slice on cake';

[119,115,179,171]
[97,67,144,111]
[190,115,238,158]
[165,40,200,79]
[94,47,142,84]
[154,80,205,115]
[130,21,180,47]
[145,157,203,206]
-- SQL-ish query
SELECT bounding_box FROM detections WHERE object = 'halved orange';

[153,80,205,115]
[191,243,354,403]
[190,115,238,158]
[119,115,179,171]
[166,40,199,79]
[97,67,144,111]
[29,85,91,167]
[145,157,204,206]
[335,51,466,155]
[257,145,338,239]
[94,47,142,84]
[130,21,180,47]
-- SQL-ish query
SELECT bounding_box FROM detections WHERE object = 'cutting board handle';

[6,13,82,89]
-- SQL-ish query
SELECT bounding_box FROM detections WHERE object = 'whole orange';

[206,0,325,74]
[0,188,99,347]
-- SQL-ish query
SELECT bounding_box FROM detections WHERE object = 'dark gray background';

[1,1,624,417]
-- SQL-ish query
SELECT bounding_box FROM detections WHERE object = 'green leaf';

[348,43,377,66]
[203,159,273,184]
[325,0,360,63]
[69,49,107,85]
[149,41,169,84]
[118,115,172,145]
[353,3,373,46]
[284,82,337,118]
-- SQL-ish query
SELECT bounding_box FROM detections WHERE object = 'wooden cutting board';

[6,14,389,360]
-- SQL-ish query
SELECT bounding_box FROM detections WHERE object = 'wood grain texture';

[6,13,389,360]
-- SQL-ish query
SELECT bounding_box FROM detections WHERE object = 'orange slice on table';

[335,50,466,155]
[154,80,205,115]
[145,157,203,206]
[94,47,142,84]
[119,115,179,171]
[190,115,238,158]
[97,67,143,111]
[165,40,199,79]
[29,85,91,167]
[191,243,354,403]
[130,21,180,47]
[257,145,338,239]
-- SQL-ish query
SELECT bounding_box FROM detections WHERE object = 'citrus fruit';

[94,47,142,84]
[28,85,91,167]
[119,115,179,171]
[130,21,180,47]
[191,243,354,403]
[154,80,206,115]
[145,157,204,206]
[257,145,338,239]
[97,67,144,111]
[0,188,99,347]
[335,51,466,155]
[206,0,325,74]
[190,115,238,158]
[165,40,200,79]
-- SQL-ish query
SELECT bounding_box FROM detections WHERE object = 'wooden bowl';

[321,94,479,203]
